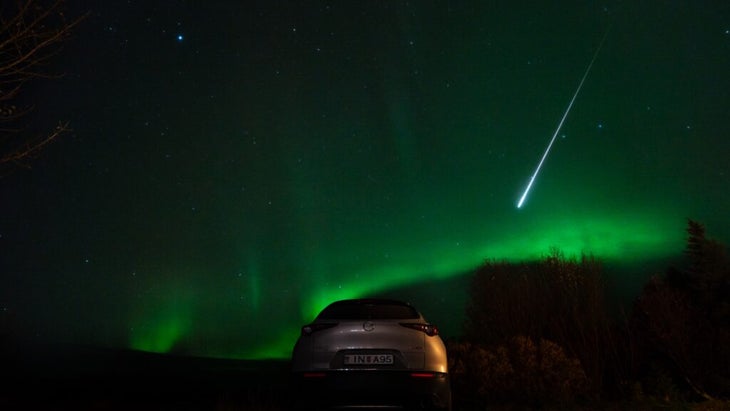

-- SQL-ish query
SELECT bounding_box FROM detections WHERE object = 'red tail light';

[302,372,327,378]
[410,372,436,378]
[399,322,439,336]
[301,322,337,336]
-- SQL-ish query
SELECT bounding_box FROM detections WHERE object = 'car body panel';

[304,320,426,370]
[290,298,451,410]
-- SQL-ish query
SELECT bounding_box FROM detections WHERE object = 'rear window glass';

[318,302,420,320]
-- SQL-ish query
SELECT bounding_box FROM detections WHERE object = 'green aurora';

[1,1,728,360]
[127,208,686,359]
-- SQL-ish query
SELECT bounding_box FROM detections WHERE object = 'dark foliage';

[459,220,730,408]
[448,336,589,408]
[631,219,730,400]
[460,250,630,407]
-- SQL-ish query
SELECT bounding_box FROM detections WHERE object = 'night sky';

[1,1,729,359]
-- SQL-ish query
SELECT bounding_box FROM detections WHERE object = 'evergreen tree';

[632,220,730,400]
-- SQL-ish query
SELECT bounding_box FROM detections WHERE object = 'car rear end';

[290,299,451,410]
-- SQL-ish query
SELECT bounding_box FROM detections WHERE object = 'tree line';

[449,219,729,409]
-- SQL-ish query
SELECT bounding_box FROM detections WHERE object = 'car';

[290,298,452,410]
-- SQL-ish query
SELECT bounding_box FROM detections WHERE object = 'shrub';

[448,336,588,408]
[463,251,627,399]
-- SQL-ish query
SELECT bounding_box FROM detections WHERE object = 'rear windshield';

[318,302,420,320]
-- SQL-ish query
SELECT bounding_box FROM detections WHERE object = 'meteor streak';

[516,29,610,209]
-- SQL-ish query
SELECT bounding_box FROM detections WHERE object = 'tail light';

[301,322,337,336]
[400,322,439,336]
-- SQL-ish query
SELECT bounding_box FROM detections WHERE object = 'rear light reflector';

[302,372,327,378]
[410,372,436,378]
[399,322,439,336]
[301,322,338,336]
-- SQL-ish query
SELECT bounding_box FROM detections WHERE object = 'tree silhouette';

[632,219,730,400]
[0,0,87,175]
[462,250,627,403]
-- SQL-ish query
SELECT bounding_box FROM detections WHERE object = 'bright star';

[177,34,184,42]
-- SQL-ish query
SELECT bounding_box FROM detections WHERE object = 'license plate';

[344,354,394,365]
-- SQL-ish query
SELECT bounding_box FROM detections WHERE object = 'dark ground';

[6,339,728,411]
[1,339,291,410]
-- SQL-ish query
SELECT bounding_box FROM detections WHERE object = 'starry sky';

[1,1,729,359]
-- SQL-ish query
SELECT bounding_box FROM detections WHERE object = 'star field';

[0,0,728,359]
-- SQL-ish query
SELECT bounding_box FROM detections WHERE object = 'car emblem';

[363,321,375,331]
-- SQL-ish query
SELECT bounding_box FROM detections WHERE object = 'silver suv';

[290,298,452,410]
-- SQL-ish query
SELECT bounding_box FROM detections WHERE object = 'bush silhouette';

[462,250,626,402]
[448,336,588,408]
[455,220,730,408]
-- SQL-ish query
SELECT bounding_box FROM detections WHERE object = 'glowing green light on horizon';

[237,210,685,360]
[299,211,683,321]
[130,314,191,353]
[234,327,301,360]
[126,211,687,360]
[129,282,194,354]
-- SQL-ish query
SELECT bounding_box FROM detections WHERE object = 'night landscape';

[1,1,728,410]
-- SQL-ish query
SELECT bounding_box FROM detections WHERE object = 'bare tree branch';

[0,0,88,174]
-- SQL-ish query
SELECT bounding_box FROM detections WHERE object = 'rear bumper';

[290,370,451,410]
